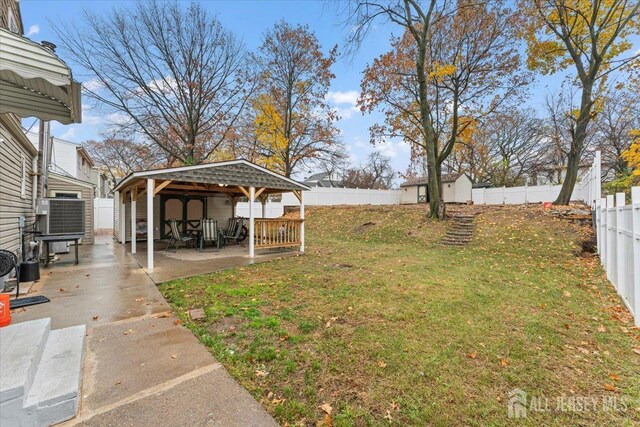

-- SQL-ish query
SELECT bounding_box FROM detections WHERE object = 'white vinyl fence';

[94,197,114,235]
[471,184,583,205]
[594,189,640,327]
[236,187,401,218]
[581,150,640,327]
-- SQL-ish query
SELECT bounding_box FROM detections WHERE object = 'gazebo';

[112,160,310,271]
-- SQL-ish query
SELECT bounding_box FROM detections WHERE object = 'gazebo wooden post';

[300,191,305,253]
[119,191,126,244]
[249,186,255,258]
[130,188,137,254]
[147,179,155,271]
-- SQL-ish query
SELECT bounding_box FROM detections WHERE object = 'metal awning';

[113,160,311,194]
[0,28,82,124]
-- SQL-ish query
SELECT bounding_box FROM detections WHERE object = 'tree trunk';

[415,38,443,219]
[554,79,594,205]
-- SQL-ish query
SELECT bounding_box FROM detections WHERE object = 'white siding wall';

[400,186,418,204]
[454,175,473,203]
[0,116,37,256]
[442,182,455,203]
[207,195,233,226]
[27,132,80,179]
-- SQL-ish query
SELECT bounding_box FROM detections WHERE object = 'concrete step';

[0,318,51,403]
[0,319,85,427]
[24,325,86,426]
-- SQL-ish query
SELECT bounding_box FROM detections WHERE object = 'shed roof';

[400,173,463,187]
[114,159,310,194]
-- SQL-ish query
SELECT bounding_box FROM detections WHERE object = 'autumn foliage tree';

[251,21,342,177]
[352,0,526,218]
[521,0,640,205]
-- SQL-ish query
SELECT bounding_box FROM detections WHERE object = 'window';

[20,154,26,199]
[7,9,19,34]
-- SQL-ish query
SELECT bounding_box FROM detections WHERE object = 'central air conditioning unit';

[36,198,85,236]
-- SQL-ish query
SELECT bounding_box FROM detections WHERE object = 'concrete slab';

[11,236,278,426]
[128,241,300,283]
[25,325,86,408]
[82,315,215,411]
[12,240,169,329]
[0,318,50,402]
[71,369,278,427]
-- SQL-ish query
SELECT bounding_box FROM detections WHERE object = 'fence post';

[595,199,601,255]
[600,197,607,267]
[606,195,615,282]
[616,193,625,296]
[632,187,640,327]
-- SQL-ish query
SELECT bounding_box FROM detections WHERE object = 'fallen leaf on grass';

[563,291,571,297]
[632,348,640,355]
[603,383,617,392]
[318,403,332,415]
[500,359,508,367]
[174,319,181,325]
[378,360,387,368]
[597,325,606,332]
[609,374,620,381]
[467,353,477,359]
[255,370,268,377]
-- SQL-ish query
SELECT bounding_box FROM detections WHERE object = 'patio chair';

[222,218,246,247]
[199,219,219,251]
[166,219,196,252]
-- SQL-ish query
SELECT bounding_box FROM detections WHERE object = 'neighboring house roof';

[48,171,95,189]
[304,171,342,188]
[76,146,94,168]
[400,173,464,187]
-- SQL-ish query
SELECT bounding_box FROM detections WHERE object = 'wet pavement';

[12,236,279,426]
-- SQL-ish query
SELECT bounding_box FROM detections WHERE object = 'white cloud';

[59,127,76,140]
[326,90,359,105]
[83,78,104,91]
[27,24,39,36]
[326,90,363,119]
[376,139,409,159]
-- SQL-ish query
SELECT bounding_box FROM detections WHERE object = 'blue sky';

[19,0,639,180]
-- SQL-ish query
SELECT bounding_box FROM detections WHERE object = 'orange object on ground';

[543,202,553,210]
[0,294,11,327]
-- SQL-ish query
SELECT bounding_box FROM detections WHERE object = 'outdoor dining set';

[165,217,248,252]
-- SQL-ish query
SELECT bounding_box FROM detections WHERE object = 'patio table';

[36,234,83,266]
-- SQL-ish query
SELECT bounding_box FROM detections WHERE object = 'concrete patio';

[128,240,300,283]
[11,236,280,426]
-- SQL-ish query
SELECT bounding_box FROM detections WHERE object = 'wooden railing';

[254,218,303,248]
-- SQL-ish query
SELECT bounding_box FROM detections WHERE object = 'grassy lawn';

[159,205,640,426]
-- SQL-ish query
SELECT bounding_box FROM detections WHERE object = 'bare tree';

[56,1,254,165]
[84,135,166,182]
[343,151,395,189]
[593,87,640,178]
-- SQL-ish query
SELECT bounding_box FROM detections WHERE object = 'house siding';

[47,174,95,244]
[0,115,37,256]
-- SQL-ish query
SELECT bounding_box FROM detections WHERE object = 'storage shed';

[400,174,472,204]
